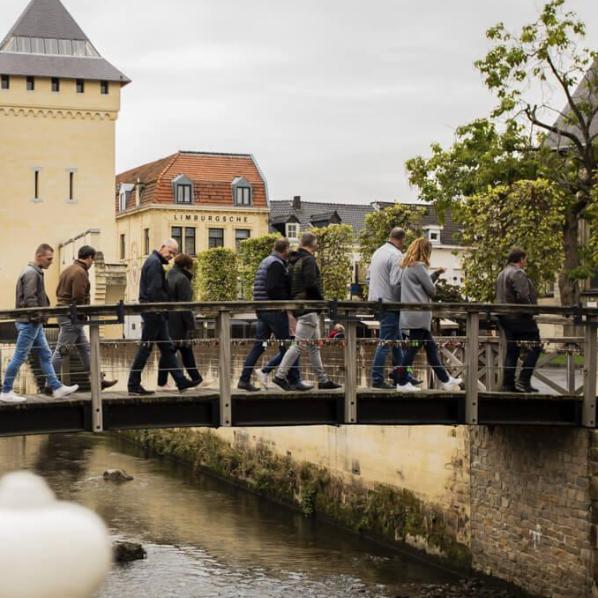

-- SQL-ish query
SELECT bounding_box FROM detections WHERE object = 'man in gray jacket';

[495,247,541,393]
[368,228,420,389]
[0,244,79,403]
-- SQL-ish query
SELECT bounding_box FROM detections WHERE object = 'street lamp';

[0,471,112,598]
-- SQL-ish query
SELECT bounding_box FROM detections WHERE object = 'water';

[0,433,465,598]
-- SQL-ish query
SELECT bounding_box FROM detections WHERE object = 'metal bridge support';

[89,323,103,432]
[217,310,232,427]
[582,316,597,428]
[343,320,357,424]
[465,312,479,425]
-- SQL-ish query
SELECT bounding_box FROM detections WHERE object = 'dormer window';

[232,177,252,206]
[172,174,193,204]
[286,222,300,241]
[424,226,442,246]
[118,183,134,212]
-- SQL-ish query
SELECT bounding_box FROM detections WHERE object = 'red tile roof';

[115,151,268,213]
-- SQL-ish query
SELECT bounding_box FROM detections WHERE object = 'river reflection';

[0,433,460,597]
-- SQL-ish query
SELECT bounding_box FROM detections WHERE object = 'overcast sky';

[2,0,598,204]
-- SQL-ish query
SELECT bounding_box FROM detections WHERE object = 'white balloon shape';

[0,471,112,598]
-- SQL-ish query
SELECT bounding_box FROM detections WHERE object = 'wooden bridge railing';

[0,300,596,431]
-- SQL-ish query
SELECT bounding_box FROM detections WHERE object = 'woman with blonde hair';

[393,238,461,392]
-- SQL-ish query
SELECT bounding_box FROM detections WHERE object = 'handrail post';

[89,323,103,433]
[485,341,495,391]
[217,310,232,427]
[343,319,357,424]
[465,312,479,425]
[582,316,597,428]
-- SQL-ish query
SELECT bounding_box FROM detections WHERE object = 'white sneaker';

[0,391,26,404]
[440,376,463,391]
[257,370,271,389]
[396,382,421,393]
[52,384,79,399]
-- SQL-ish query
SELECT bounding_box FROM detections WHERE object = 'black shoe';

[101,379,118,390]
[373,382,395,390]
[289,381,314,392]
[318,380,342,390]
[409,377,423,386]
[499,384,518,393]
[237,380,260,392]
[178,378,202,392]
[128,386,155,396]
[515,382,540,393]
[43,385,53,397]
[272,376,292,391]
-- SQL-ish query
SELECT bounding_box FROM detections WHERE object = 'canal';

[0,433,517,598]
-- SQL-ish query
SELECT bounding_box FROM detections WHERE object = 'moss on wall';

[125,428,471,568]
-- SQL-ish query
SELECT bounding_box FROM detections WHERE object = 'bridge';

[0,300,596,436]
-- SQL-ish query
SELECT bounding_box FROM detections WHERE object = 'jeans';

[276,312,327,383]
[3,322,61,392]
[240,311,300,384]
[158,343,201,386]
[128,313,187,389]
[500,318,542,386]
[395,329,449,385]
[371,311,404,385]
[52,317,91,377]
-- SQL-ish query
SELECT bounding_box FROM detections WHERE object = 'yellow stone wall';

[116,205,270,300]
[0,75,121,306]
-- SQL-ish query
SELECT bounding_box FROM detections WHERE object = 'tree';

[238,233,281,299]
[407,0,598,304]
[458,180,565,301]
[194,248,239,301]
[309,224,354,300]
[358,203,426,271]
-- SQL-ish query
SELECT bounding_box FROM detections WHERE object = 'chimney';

[292,195,301,210]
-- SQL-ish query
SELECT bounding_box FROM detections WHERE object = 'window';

[144,228,150,256]
[1,75,9,90]
[51,77,60,92]
[231,176,252,206]
[176,184,192,204]
[235,229,250,250]
[120,234,126,260]
[68,171,74,201]
[424,227,442,246]
[76,79,85,93]
[100,80,109,95]
[185,227,196,256]
[26,76,35,91]
[118,183,134,212]
[171,227,183,251]
[33,169,40,200]
[285,222,300,240]
[209,228,224,248]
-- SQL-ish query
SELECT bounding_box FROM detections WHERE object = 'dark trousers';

[240,311,300,384]
[128,313,187,389]
[500,318,541,386]
[158,343,201,386]
[395,329,449,385]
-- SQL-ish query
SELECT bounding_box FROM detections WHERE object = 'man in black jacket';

[128,239,199,395]
[272,232,341,391]
[237,238,307,392]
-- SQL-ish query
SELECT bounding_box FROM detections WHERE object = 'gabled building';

[0,0,129,308]
[116,151,270,299]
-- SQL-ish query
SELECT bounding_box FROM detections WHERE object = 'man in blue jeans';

[238,238,309,392]
[367,228,420,389]
[0,244,79,403]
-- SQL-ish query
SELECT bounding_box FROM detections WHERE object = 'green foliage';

[194,248,239,301]
[434,279,466,303]
[310,224,354,300]
[358,203,426,271]
[238,233,281,299]
[458,179,566,301]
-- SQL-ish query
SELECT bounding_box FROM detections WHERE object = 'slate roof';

[116,151,269,213]
[0,0,130,84]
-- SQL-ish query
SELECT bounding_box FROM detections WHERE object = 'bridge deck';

[0,388,583,437]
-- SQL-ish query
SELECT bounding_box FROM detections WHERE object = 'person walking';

[368,227,421,389]
[393,238,461,392]
[0,244,79,403]
[495,248,542,393]
[127,239,200,395]
[237,238,309,392]
[51,245,118,391]
[156,253,203,389]
[272,232,341,391]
